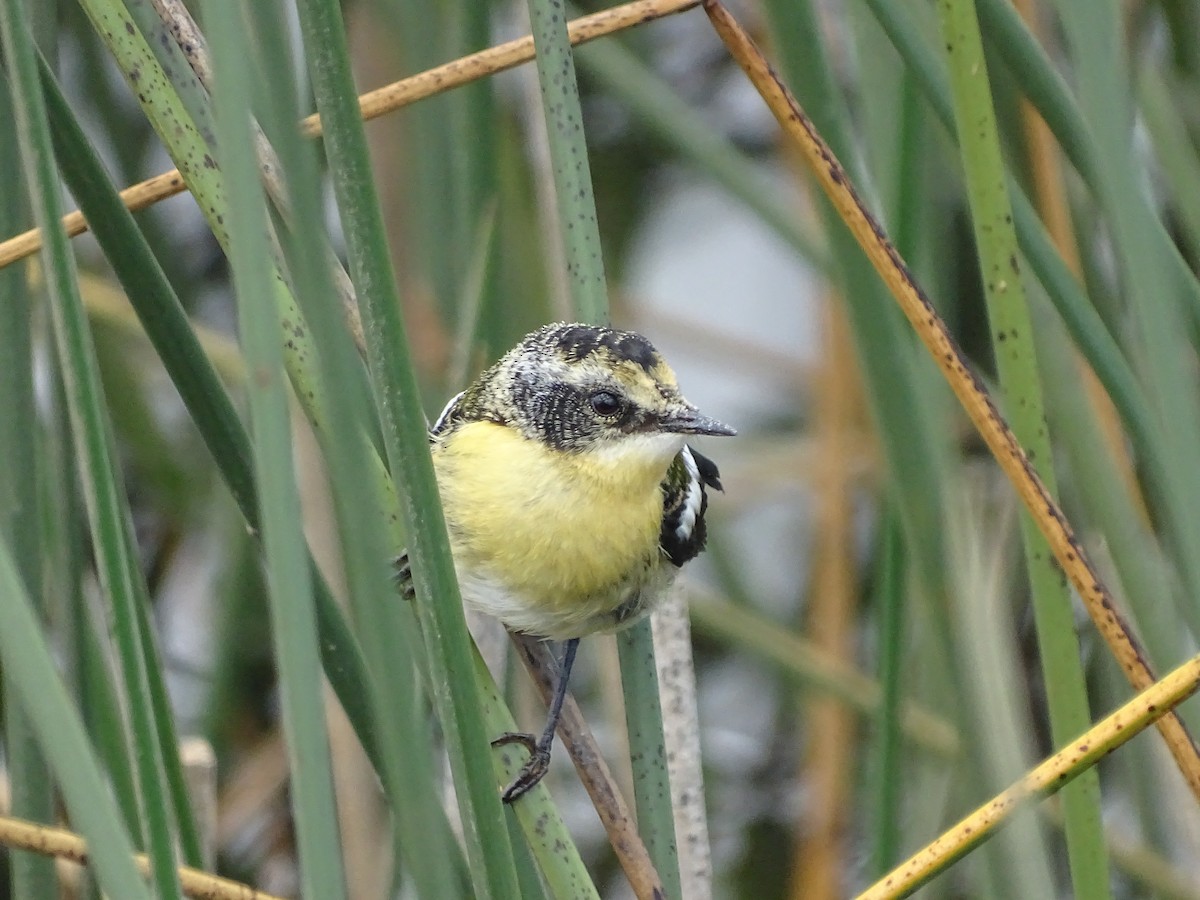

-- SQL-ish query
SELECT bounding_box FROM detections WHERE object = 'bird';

[395,322,734,801]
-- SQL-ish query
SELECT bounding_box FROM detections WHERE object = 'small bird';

[396,322,734,801]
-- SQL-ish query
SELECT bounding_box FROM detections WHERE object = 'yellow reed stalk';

[0,813,284,900]
[857,651,1200,898]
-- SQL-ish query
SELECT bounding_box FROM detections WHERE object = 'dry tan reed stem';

[0,813,283,900]
[508,633,665,900]
[702,0,1200,802]
[0,0,698,271]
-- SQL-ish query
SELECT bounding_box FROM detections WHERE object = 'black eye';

[589,390,623,417]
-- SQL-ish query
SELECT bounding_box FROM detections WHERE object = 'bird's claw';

[491,731,551,803]
[391,553,416,600]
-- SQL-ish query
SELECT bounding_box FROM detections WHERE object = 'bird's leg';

[492,637,580,803]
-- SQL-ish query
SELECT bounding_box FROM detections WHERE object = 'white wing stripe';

[676,445,703,540]
[431,390,466,433]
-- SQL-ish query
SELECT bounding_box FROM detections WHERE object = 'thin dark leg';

[492,637,580,803]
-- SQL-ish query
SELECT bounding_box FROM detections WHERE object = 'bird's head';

[444,323,735,466]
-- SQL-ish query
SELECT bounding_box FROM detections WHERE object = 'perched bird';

[396,322,734,801]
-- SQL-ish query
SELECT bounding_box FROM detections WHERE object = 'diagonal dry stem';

[0,813,283,900]
[0,0,698,270]
[506,633,664,900]
[856,651,1200,898]
[700,0,1200,801]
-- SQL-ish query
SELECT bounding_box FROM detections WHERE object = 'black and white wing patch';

[659,445,723,567]
[430,390,466,437]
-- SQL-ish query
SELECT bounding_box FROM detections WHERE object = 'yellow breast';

[432,421,679,632]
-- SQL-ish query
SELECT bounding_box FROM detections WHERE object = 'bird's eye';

[589,391,623,417]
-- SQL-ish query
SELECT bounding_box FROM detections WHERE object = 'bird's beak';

[659,405,737,437]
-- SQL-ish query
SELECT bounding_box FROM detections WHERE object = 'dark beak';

[659,406,737,437]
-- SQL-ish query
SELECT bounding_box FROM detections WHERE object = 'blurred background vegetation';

[3,0,1200,897]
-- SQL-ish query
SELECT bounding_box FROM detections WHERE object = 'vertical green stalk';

[978,0,1200,631]
[863,0,1198,696]
[1051,0,1200,632]
[204,3,347,897]
[870,510,904,876]
[35,57,389,778]
[1031,301,1185,715]
[32,58,199,873]
[616,627,681,899]
[291,0,521,894]
[525,0,607,322]
[0,60,56,900]
[0,3,175,897]
[936,0,1110,893]
[1139,68,1200,266]
[242,2,467,892]
[0,545,150,900]
[525,0,685,890]
[130,574,204,869]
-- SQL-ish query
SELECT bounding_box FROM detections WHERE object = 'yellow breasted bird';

[396,322,734,801]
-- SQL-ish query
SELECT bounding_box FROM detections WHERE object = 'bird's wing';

[659,445,722,567]
[430,390,467,437]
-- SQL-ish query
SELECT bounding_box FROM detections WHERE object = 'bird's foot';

[391,553,415,600]
[491,731,551,803]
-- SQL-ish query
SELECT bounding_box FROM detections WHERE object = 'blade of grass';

[0,540,150,899]
[376,0,468,323]
[869,511,905,875]
[36,344,143,851]
[240,1,468,892]
[947,482,1058,895]
[1,5,184,896]
[38,34,393,807]
[615,626,679,896]
[755,0,953,647]
[39,331,137,900]
[473,646,603,899]
[1031,297,1188,727]
[751,0,972,879]
[1139,67,1200,267]
[147,0,367,356]
[129,567,205,868]
[702,0,1200,801]
[123,0,215,146]
[855,0,1197,642]
[204,3,348,896]
[290,0,522,894]
[507,635,665,899]
[0,64,56,900]
[935,0,1110,890]
[36,49,572,894]
[978,0,1200,629]
[525,0,608,321]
